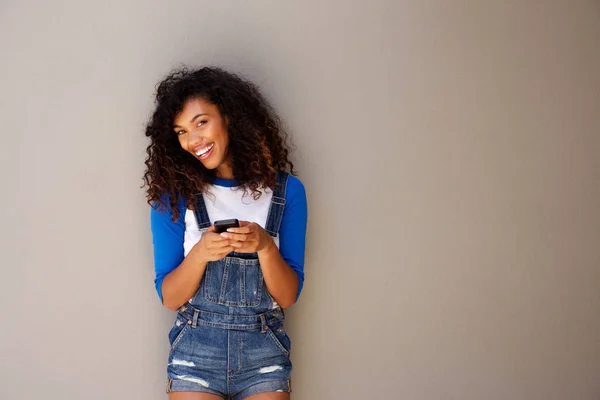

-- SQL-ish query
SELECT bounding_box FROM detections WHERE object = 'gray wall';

[1,1,599,399]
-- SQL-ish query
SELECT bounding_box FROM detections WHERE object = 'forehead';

[173,97,219,125]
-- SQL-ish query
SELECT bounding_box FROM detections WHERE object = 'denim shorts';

[166,306,292,399]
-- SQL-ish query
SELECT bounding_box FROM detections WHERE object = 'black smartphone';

[213,219,240,234]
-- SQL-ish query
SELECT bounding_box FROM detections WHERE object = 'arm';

[257,239,300,308]
[160,245,207,311]
[223,176,307,308]
[161,225,236,310]
[223,224,298,308]
[150,199,235,311]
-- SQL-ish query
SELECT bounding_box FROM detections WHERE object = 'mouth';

[194,143,215,160]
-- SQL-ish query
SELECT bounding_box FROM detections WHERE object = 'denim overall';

[166,172,292,399]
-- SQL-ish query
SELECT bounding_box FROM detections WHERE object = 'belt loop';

[260,314,267,333]
[192,309,199,328]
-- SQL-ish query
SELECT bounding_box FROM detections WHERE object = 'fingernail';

[220,233,228,238]
[227,228,235,232]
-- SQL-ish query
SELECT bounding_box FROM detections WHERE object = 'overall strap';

[193,193,212,231]
[264,171,289,237]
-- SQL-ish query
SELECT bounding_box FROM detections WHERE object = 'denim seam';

[180,315,283,330]
[193,193,212,230]
[240,264,246,304]
[204,263,213,301]
[218,259,230,303]
[204,259,262,307]
[183,306,277,320]
[264,172,288,237]
[233,379,291,400]
[224,257,260,265]
[231,332,243,377]
[197,320,262,330]
[265,327,290,357]
[168,378,224,396]
[171,323,190,351]
[255,269,264,306]
[227,329,231,387]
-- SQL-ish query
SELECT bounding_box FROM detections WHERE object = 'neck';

[215,162,234,180]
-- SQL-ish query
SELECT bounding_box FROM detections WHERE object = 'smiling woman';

[143,67,296,220]
[173,98,231,177]
[142,67,307,400]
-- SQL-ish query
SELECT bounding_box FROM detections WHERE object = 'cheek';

[218,130,230,148]
[215,121,229,145]
[219,136,228,151]
[177,136,188,150]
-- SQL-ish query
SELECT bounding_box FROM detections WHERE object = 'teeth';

[195,143,214,156]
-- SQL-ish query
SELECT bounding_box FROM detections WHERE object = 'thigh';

[244,392,290,400]
[169,392,224,400]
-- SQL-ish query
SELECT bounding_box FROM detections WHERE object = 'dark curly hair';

[143,66,295,221]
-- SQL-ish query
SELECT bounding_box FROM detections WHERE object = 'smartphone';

[213,219,240,234]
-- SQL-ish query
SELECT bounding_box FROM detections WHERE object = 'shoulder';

[282,174,307,216]
[284,174,306,202]
[150,193,187,223]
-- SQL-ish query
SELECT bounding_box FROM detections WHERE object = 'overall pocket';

[203,257,263,307]
[265,320,291,357]
[168,314,191,351]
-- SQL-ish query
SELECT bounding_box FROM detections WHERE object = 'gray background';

[1,1,599,399]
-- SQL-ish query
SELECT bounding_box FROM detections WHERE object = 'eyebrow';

[173,113,208,129]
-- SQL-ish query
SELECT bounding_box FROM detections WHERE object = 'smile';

[195,143,215,159]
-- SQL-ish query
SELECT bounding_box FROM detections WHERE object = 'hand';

[191,225,237,264]
[220,221,274,254]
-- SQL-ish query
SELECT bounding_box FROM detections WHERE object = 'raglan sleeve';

[150,196,186,303]
[277,175,308,300]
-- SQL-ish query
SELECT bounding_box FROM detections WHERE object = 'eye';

[197,120,207,127]
[176,130,185,136]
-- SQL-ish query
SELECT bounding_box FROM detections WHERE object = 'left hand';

[220,221,274,253]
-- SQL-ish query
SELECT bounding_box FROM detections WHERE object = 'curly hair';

[142,66,295,221]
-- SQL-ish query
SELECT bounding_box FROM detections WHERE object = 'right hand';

[191,225,237,264]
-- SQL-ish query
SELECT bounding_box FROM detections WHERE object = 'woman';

[143,67,307,399]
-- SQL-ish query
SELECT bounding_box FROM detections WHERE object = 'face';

[173,97,232,178]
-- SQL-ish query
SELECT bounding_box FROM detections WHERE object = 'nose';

[186,129,203,148]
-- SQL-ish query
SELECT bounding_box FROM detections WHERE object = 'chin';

[200,161,216,170]
[201,157,223,171]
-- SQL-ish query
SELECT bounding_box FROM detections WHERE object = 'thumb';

[238,220,251,227]
[206,225,216,233]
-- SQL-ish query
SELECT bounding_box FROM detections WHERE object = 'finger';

[246,222,259,231]
[230,242,257,252]
[203,230,223,240]
[206,231,232,242]
[218,246,236,257]
[227,225,252,234]
[231,244,248,252]
[210,239,235,249]
[205,225,216,233]
[220,232,248,241]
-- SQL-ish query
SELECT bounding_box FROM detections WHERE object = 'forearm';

[161,253,207,311]
[258,241,299,309]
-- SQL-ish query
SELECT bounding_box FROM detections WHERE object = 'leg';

[169,392,224,400]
